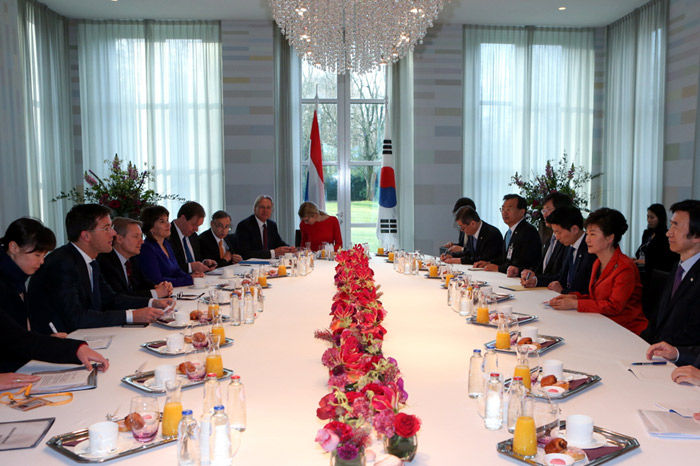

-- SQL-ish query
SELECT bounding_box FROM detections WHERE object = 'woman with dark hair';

[136,206,198,287]
[549,208,648,335]
[298,201,342,251]
[0,218,109,389]
[635,203,678,272]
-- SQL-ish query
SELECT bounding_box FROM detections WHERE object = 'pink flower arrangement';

[315,245,421,460]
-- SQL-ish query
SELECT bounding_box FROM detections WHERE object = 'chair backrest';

[294,229,302,248]
[642,268,669,328]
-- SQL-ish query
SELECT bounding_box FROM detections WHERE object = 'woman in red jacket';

[549,208,648,335]
[298,202,343,252]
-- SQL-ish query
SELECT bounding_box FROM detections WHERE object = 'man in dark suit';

[520,206,595,295]
[442,197,477,255]
[441,207,502,265]
[643,200,700,363]
[27,204,169,334]
[199,210,243,267]
[166,201,217,274]
[98,217,172,298]
[235,195,296,259]
[474,194,541,276]
[533,192,574,276]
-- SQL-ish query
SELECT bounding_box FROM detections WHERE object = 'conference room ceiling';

[41,0,651,27]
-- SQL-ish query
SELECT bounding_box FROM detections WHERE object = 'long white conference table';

[4,257,700,465]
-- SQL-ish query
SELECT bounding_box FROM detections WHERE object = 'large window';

[300,62,386,249]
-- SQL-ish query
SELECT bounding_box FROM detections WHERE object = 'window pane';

[301,61,337,99]
[350,69,386,100]
[350,103,384,162]
[302,103,337,162]
[350,226,379,251]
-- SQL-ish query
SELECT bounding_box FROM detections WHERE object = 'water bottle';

[506,376,526,433]
[243,290,254,324]
[227,375,247,431]
[299,254,307,276]
[484,372,503,430]
[254,285,264,313]
[177,409,199,466]
[482,348,499,381]
[468,349,484,398]
[459,285,472,316]
[209,405,232,466]
[201,373,221,465]
[230,292,241,326]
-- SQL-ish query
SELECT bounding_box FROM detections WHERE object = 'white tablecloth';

[4,258,699,465]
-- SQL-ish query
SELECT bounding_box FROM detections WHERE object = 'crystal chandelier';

[269,0,447,75]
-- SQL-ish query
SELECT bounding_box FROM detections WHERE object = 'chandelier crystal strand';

[270,0,447,75]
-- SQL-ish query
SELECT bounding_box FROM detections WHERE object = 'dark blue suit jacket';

[199,229,238,267]
[497,219,542,273]
[27,244,148,334]
[454,221,503,265]
[165,223,202,273]
[97,250,154,298]
[235,215,287,259]
[537,234,595,295]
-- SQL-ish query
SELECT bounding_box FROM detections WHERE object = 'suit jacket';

[536,237,567,276]
[165,223,202,273]
[97,250,154,298]
[497,219,542,273]
[199,229,238,267]
[235,215,288,260]
[455,221,503,265]
[0,309,84,373]
[537,235,595,295]
[641,259,700,353]
[0,249,29,329]
[573,247,648,335]
[26,244,149,334]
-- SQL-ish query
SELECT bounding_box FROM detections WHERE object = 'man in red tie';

[234,195,296,260]
[199,210,243,267]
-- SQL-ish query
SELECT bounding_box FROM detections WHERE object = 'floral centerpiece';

[510,152,601,227]
[52,155,184,219]
[315,245,421,463]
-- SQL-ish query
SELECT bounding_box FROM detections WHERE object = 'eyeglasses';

[88,225,114,233]
[499,207,517,213]
[213,222,231,231]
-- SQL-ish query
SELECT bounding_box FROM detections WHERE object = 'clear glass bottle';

[243,290,254,324]
[506,376,526,433]
[484,372,503,430]
[209,405,232,466]
[201,374,221,466]
[459,285,472,316]
[178,409,200,466]
[254,284,264,313]
[227,375,247,432]
[482,348,499,379]
[468,349,484,398]
[230,290,241,326]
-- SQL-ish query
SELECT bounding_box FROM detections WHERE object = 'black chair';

[641,268,669,330]
[295,229,302,248]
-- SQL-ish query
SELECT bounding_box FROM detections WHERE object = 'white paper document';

[0,418,55,451]
[29,367,95,394]
[638,410,700,439]
[623,359,675,381]
[71,333,113,350]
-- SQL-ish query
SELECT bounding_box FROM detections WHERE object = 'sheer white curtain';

[603,0,667,254]
[18,0,73,242]
[463,26,594,229]
[78,21,223,216]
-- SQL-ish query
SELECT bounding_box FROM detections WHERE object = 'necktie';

[90,260,102,310]
[219,239,225,258]
[183,237,194,263]
[469,235,477,254]
[504,229,513,249]
[671,265,684,297]
[566,247,576,289]
[263,223,269,250]
[125,259,133,290]
[543,235,556,269]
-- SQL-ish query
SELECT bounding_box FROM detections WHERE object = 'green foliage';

[52,154,184,219]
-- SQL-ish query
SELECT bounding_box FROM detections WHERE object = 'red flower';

[324,421,354,442]
[108,199,121,209]
[394,413,421,437]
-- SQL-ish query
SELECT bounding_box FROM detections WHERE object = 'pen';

[49,322,58,333]
[499,285,516,291]
[630,361,667,366]
[525,272,531,280]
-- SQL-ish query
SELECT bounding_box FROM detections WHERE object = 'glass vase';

[384,434,418,461]
[330,450,366,466]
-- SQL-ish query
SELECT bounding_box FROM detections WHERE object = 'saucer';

[563,432,607,449]
[72,434,136,459]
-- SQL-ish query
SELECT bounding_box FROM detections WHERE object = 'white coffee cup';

[154,364,176,388]
[193,277,206,289]
[223,267,234,278]
[566,414,594,447]
[88,421,118,454]
[520,326,539,341]
[542,359,564,380]
[500,304,513,317]
[166,333,185,352]
[174,310,190,325]
[480,286,492,297]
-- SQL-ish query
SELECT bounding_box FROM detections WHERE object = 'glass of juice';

[161,380,182,439]
[512,399,536,458]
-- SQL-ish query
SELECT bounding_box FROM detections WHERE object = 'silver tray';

[140,337,234,356]
[121,368,233,394]
[466,311,537,328]
[497,421,640,466]
[484,334,564,355]
[503,368,602,400]
[154,314,231,329]
[46,424,175,463]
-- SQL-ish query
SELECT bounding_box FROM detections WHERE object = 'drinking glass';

[130,396,160,442]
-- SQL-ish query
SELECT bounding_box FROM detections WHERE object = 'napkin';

[148,341,167,349]
[568,377,591,391]
[584,445,623,460]
[540,339,559,349]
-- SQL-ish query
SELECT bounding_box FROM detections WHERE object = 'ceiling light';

[559,6,567,11]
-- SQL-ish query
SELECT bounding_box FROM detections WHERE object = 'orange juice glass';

[205,354,224,377]
[476,306,490,324]
[377,247,384,255]
[278,264,287,276]
[162,401,183,438]
[428,264,438,277]
[207,303,219,320]
[513,365,532,390]
[512,416,537,457]
[211,325,226,346]
[258,275,268,287]
[495,331,511,350]
[445,274,454,287]
[388,251,395,262]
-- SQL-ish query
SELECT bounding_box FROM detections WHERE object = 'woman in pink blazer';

[549,208,648,335]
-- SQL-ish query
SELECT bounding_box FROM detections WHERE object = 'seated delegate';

[549,208,648,335]
[235,195,296,259]
[298,201,343,251]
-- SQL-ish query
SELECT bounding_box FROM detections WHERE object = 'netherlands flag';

[304,109,325,210]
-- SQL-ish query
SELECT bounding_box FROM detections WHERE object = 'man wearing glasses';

[27,204,171,334]
[199,210,242,267]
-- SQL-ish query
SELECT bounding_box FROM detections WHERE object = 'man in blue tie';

[474,194,541,276]
[27,204,171,334]
[643,200,700,365]
[168,201,217,275]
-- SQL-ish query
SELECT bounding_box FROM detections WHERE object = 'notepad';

[638,410,700,439]
[499,285,549,292]
[29,366,97,395]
